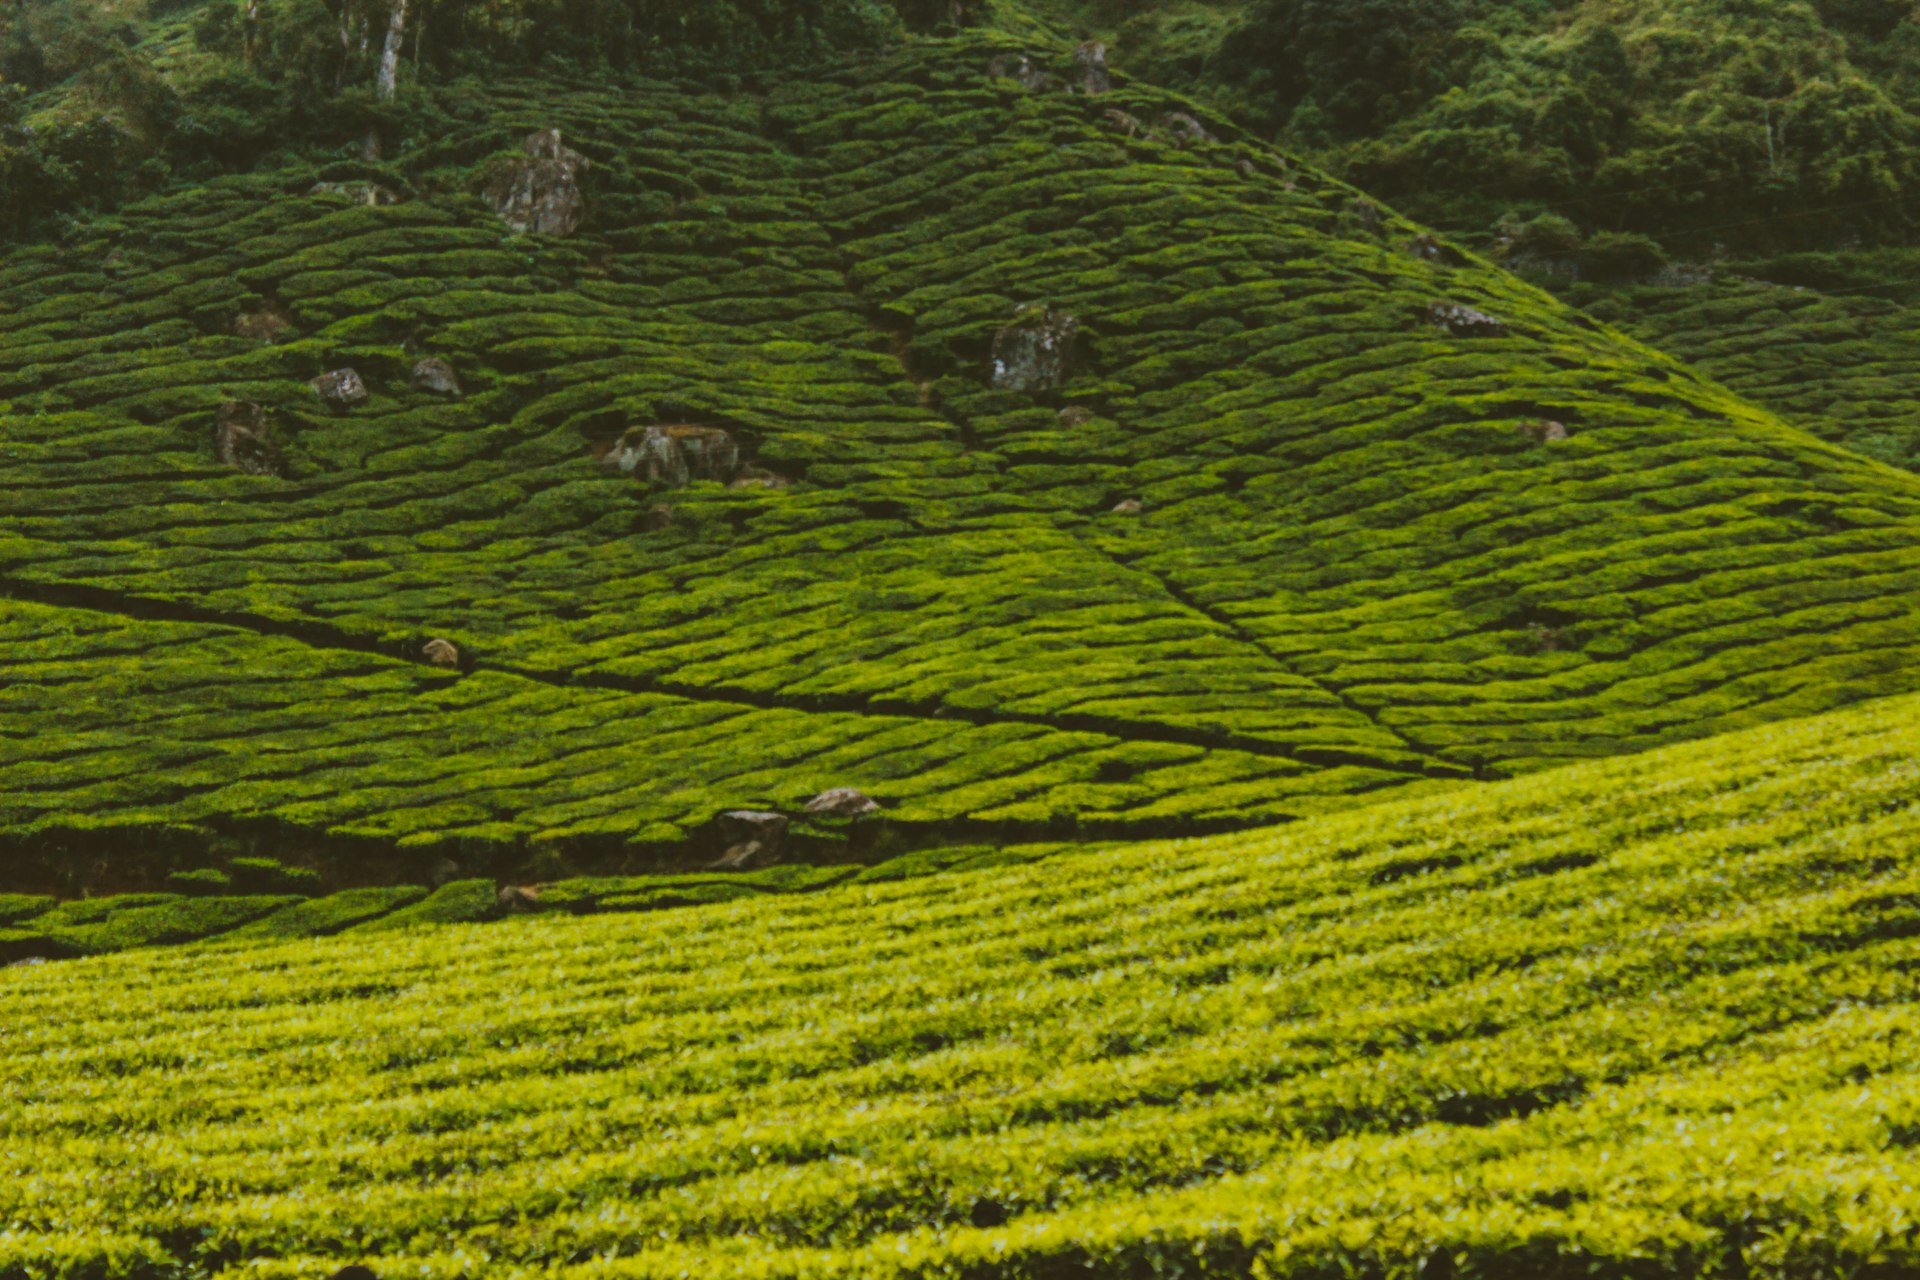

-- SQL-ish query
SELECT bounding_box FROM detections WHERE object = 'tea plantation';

[8,32,1920,886]
[6,686,1920,1278]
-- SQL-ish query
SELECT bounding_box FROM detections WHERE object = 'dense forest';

[1085,0,1920,269]
[8,0,1920,268]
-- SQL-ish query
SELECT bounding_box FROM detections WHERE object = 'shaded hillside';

[1574,275,1920,472]
[9,686,1920,1277]
[8,32,1920,885]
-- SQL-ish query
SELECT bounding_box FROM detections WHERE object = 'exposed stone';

[1159,112,1214,146]
[1409,233,1463,266]
[804,787,881,818]
[1111,498,1144,514]
[1101,108,1145,138]
[987,52,1049,92]
[234,302,295,343]
[988,308,1079,392]
[1235,158,1258,178]
[711,810,789,870]
[712,840,780,871]
[497,884,541,914]
[308,181,399,207]
[1427,301,1506,338]
[409,357,463,398]
[1517,419,1571,444]
[640,503,676,531]
[1058,405,1095,428]
[212,400,285,477]
[422,637,461,669]
[717,810,789,849]
[598,425,741,487]
[486,129,589,237]
[1073,41,1110,95]
[429,857,462,888]
[5,957,47,970]
[309,367,369,407]
[1347,199,1384,235]
[729,465,792,491]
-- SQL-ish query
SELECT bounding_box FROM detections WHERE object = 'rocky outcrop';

[729,465,792,491]
[422,638,461,669]
[1159,113,1214,147]
[1428,301,1506,338]
[1101,108,1145,139]
[1074,41,1110,95]
[409,357,462,398]
[486,129,588,237]
[497,884,541,914]
[1409,234,1464,267]
[1058,406,1095,428]
[804,787,880,818]
[598,425,741,487]
[987,52,1049,92]
[309,368,369,407]
[234,303,295,343]
[308,181,400,207]
[1111,498,1144,514]
[989,308,1079,392]
[213,401,285,477]
[711,810,789,870]
[1518,419,1571,444]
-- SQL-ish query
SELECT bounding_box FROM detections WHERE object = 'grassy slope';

[8,33,1920,880]
[7,689,1920,1278]
[1575,276,1920,473]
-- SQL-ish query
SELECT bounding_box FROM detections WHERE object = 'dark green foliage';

[227,884,428,938]
[0,894,55,925]
[227,857,322,894]
[165,867,233,895]
[8,29,1920,885]
[1215,0,1461,138]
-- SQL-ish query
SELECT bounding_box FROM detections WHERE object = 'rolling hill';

[6,681,1920,1279]
[8,23,1920,892]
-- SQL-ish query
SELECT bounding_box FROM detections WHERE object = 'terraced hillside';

[8,33,1920,884]
[9,688,1920,1279]
[1579,277,1920,474]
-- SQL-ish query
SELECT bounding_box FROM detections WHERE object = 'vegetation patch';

[6,689,1920,1276]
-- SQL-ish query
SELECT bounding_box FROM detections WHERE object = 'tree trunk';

[362,0,408,161]
[242,0,259,65]
[376,0,408,102]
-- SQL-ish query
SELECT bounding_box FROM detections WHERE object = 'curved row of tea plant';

[6,689,1920,1278]
[7,34,1920,878]
[0,843,1064,961]
[1573,275,1920,474]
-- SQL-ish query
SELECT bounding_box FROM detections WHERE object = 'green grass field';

[7,688,1920,1279]
[8,34,1920,885]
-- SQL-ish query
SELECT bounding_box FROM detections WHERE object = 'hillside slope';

[8,33,1920,883]
[7,688,1920,1278]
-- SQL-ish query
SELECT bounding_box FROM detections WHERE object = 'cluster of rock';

[1427,301,1506,338]
[1517,419,1571,444]
[989,308,1079,392]
[309,368,369,408]
[486,129,588,237]
[308,181,400,207]
[212,356,463,475]
[594,424,791,491]
[710,789,882,871]
[987,41,1111,96]
[213,401,285,478]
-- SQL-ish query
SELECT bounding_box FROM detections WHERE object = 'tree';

[1217,0,1464,138]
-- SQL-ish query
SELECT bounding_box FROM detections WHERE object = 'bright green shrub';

[4,692,1920,1275]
